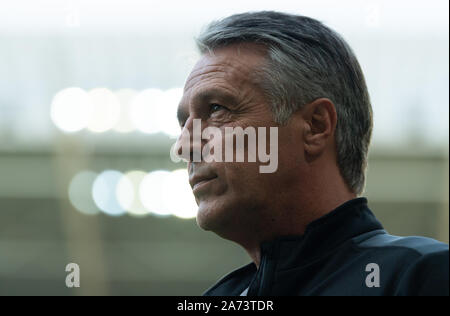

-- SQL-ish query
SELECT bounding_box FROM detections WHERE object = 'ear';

[301,98,337,157]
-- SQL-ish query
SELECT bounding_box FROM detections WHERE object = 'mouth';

[190,174,218,193]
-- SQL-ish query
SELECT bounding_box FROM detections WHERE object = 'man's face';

[176,44,304,240]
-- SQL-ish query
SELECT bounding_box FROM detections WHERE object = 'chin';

[196,201,221,232]
[195,196,258,244]
[195,198,235,234]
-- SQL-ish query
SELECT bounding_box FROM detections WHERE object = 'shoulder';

[394,248,449,295]
[355,230,448,256]
[354,230,449,295]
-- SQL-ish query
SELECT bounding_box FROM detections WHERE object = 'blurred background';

[0,0,448,295]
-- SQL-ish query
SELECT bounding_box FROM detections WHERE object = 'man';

[175,11,449,295]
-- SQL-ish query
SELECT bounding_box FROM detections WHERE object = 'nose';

[175,126,191,162]
[174,117,202,162]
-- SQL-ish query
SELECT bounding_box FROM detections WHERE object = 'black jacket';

[203,198,449,296]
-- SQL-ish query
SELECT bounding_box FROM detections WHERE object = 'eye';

[210,103,226,113]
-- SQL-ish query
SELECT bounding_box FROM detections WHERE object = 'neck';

[241,174,356,269]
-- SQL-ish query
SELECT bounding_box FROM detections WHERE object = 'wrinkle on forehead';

[177,43,270,123]
[183,43,268,94]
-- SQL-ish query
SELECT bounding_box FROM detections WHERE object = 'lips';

[189,173,218,191]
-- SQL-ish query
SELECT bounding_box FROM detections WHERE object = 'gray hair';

[196,11,373,195]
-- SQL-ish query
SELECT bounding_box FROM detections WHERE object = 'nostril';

[176,141,183,156]
[173,133,192,162]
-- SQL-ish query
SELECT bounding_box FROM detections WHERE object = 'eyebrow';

[177,88,239,125]
[193,88,238,105]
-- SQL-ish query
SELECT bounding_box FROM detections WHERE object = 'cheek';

[221,162,270,197]
[278,124,305,164]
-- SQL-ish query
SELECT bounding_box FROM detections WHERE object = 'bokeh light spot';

[68,170,100,215]
[92,170,127,216]
[50,87,92,132]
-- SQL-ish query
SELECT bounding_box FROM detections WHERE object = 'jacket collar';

[203,197,384,295]
[259,197,384,271]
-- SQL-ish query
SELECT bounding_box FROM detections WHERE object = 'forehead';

[182,43,268,103]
